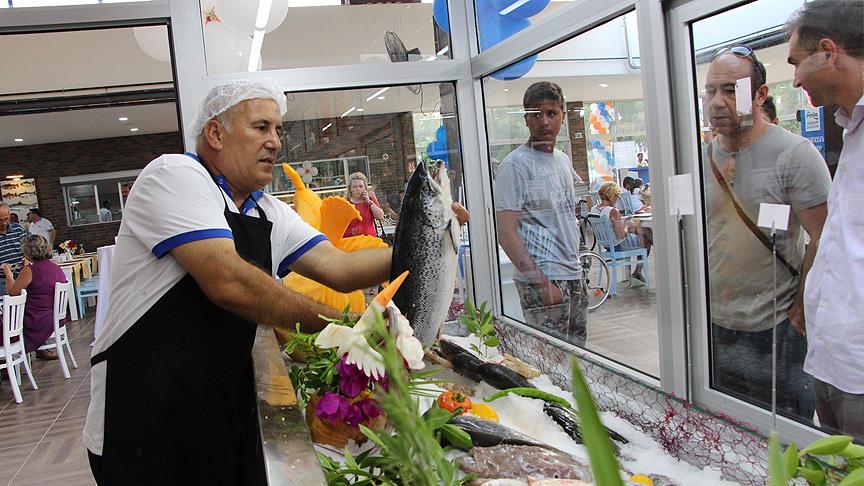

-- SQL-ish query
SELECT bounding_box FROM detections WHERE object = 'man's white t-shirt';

[99,207,113,222]
[83,153,326,455]
[28,217,53,242]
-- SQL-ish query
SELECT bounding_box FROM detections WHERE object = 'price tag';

[757,203,790,231]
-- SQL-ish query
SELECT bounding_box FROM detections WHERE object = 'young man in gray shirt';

[703,47,830,421]
[495,81,587,346]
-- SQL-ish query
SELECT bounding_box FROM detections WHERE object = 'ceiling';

[0,3,803,149]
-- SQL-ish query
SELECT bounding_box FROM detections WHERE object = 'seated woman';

[592,181,653,283]
[343,172,386,237]
[1,235,67,360]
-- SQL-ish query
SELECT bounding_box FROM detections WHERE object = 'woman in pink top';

[1,235,67,360]
[343,172,385,237]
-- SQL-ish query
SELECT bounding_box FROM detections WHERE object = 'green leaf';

[839,444,864,460]
[439,424,473,450]
[797,467,826,486]
[344,450,359,470]
[359,424,386,448]
[570,359,623,486]
[839,468,864,486]
[769,434,789,486]
[784,442,800,478]
[484,336,501,348]
[801,436,854,457]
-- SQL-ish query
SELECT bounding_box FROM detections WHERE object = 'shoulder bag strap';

[707,144,800,278]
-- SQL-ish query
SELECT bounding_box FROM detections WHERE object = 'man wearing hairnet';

[82,81,459,484]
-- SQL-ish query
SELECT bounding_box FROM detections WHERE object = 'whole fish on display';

[447,415,553,450]
[436,339,628,447]
[457,445,593,482]
[390,160,460,347]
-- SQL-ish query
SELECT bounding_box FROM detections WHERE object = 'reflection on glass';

[268,83,466,313]
[67,184,97,225]
[485,11,659,377]
[200,0,452,74]
[474,0,575,53]
[95,182,121,222]
[691,0,833,426]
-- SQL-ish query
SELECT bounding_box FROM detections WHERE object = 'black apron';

[92,177,272,485]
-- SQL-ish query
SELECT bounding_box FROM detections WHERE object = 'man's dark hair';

[634,178,644,189]
[622,176,635,190]
[29,208,41,217]
[763,95,778,122]
[523,81,565,110]
[102,200,111,208]
[786,0,864,59]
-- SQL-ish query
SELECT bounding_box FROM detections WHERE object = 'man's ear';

[819,38,841,64]
[754,84,770,106]
[203,119,224,150]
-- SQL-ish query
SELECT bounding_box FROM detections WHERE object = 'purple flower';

[337,355,372,398]
[344,402,364,426]
[316,392,349,424]
[359,398,381,421]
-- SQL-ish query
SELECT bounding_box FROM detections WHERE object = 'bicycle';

[579,249,611,311]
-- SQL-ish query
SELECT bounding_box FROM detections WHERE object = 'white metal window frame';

[61,173,137,226]
[667,0,824,445]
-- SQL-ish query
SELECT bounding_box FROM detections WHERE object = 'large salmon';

[390,161,460,347]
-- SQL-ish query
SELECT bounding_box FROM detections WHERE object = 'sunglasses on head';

[714,45,767,84]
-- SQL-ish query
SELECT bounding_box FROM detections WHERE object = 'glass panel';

[67,184,97,225]
[485,11,659,377]
[691,0,844,430]
[95,181,121,222]
[474,0,599,52]
[269,82,466,313]
[200,0,452,75]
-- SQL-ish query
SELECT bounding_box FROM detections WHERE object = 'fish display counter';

[252,325,327,485]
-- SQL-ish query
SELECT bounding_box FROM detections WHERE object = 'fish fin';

[447,217,461,254]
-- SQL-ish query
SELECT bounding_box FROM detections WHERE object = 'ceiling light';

[504,88,509,92]
[322,122,332,132]
[130,128,139,132]
[377,96,386,100]
[248,30,265,72]
[118,117,128,121]
[340,106,357,118]
[763,62,771,66]
[255,0,273,29]
[14,138,23,142]
[598,83,609,88]
[366,87,389,102]
[356,108,365,112]
[499,0,530,16]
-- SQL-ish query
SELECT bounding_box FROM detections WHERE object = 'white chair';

[0,290,38,403]
[37,281,77,379]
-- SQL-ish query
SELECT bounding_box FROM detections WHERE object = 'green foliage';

[768,434,864,485]
[284,321,341,403]
[458,299,500,357]
[570,358,624,486]
[315,308,470,486]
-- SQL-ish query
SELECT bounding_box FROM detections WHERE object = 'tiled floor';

[0,317,95,486]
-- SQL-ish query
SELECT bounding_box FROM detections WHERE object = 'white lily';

[386,302,425,370]
[314,271,409,379]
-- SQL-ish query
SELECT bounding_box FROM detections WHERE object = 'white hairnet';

[190,79,288,140]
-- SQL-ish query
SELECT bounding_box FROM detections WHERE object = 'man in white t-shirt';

[98,200,113,222]
[26,208,55,246]
[82,80,468,484]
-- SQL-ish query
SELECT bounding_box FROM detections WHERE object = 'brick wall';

[566,101,589,182]
[0,132,182,250]
[282,112,416,203]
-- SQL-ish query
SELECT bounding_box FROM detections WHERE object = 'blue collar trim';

[184,152,263,215]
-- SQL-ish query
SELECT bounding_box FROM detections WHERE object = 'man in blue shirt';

[0,204,26,296]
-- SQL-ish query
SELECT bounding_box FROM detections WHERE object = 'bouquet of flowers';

[59,239,78,254]
[285,271,425,447]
